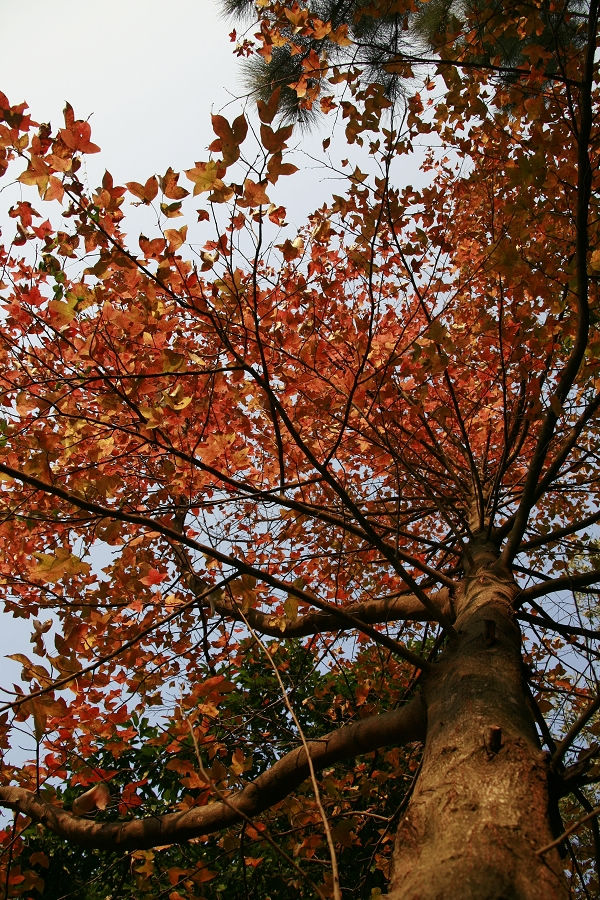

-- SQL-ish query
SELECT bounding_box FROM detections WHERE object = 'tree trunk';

[387,538,567,899]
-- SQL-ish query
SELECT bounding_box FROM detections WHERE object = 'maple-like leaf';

[140,568,166,587]
[239,178,270,207]
[126,176,159,204]
[159,166,189,200]
[59,120,100,153]
[185,161,225,195]
[31,548,91,584]
[209,113,248,166]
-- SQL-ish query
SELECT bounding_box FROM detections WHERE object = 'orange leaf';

[257,88,281,124]
[44,175,64,202]
[126,176,158,204]
[140,568,166,586]
[167,867,189,886]
[160,167,189,200]
[266,152,298,184]
[240,178,270,207]
[72,783,111,815]
[209,113,247,165]
[164,225,188,250]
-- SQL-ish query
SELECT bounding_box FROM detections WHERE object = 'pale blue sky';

[2,0,239,179]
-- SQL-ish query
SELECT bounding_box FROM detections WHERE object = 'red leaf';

[140,568,166,586]
[59,120,100,153]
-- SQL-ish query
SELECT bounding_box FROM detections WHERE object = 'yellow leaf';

[284,595,298,620]
[185,161,223,195]
[31,548,91,584]
[140,406,163,429]
[49,297,77,324]
[169,394,192,411]
[230,748,247,775]
[329,24,352,46]
[164,226,187,250]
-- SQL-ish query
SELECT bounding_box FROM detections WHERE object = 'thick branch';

[215,588,452,637]
[0,698,426,850]
[521,508,600,551]
[179,549,452,635]
[516,570,600,607]
[518,610,600,643]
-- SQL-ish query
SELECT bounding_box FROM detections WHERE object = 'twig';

[552,694,600,769]
[236,607,342,900]
[537,805,600,856]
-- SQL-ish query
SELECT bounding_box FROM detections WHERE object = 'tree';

[225,0,587,121]
[0,0,598,897]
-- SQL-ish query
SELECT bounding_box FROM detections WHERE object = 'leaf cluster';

[11,641,419,898]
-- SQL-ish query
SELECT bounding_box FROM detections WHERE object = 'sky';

[1,0,383,245]
[2,0,241,179]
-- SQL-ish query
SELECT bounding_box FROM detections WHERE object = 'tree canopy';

[0,0,599,897]
[225,0,588,120]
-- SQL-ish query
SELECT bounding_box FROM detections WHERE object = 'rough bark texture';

[387,538,567,899]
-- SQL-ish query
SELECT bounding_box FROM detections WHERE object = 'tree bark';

[387,538,567,899]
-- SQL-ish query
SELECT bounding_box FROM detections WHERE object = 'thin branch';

[379,49,582,87]
[501,0,599,564]
[0,461,430,671]
[572,786,600,890]
[238,609,341,900]
[185,718,324,899]
[0,577,237,714]
[552,693,600,769]
[537,804,600,857]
